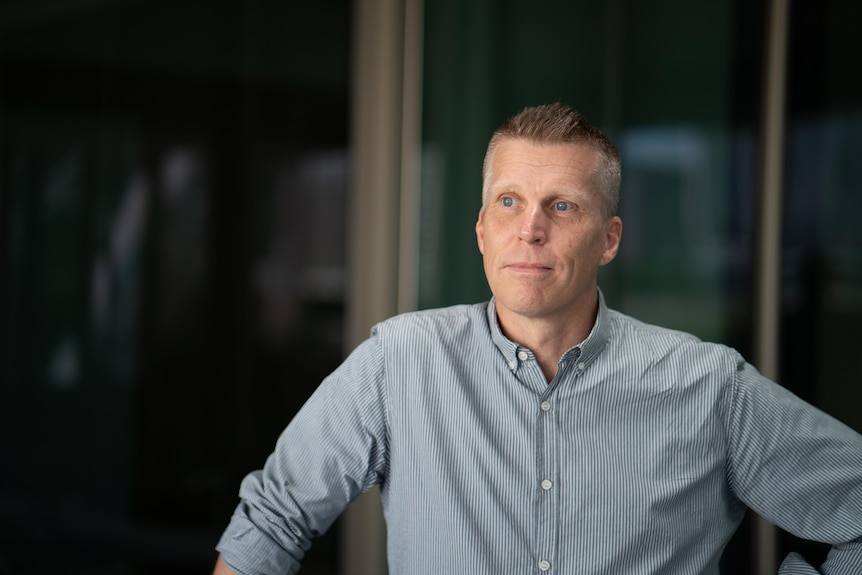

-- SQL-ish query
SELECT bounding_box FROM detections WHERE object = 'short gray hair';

[482,103,621,218]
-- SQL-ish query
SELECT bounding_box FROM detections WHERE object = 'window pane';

[778,0,862,564]
[420,1,765,571]
[0,1,349,573]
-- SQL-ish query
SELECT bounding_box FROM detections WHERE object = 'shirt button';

[577,361,585,370]
[540,401,551,412]
[541,479,553,490]
[539,560,551,571]
[508,361,516,371]
[517,350,529,361]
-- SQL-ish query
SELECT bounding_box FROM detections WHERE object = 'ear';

[599,216,622,266]
[475,209,485,255]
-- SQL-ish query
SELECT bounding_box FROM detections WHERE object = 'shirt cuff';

[216,514,303,575]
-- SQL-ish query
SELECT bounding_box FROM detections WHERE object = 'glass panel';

[421,0,765,571]
[421,0,762,344]
[781,0,862,431]
[0,1,349,573]
[777,0,862,566]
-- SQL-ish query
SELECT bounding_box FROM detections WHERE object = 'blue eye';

[502,197,515,207]
[554,201,572,211]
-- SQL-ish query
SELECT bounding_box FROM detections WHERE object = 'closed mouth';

[506,262,553,272]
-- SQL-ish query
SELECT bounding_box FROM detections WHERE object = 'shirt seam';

[725,355,743,498]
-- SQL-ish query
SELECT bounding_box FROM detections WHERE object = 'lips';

[505,262,553,272]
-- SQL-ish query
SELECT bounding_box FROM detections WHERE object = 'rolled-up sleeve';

[217,334,389,575]
[727,360,862,573]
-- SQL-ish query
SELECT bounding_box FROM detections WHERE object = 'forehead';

[488,139,600,187]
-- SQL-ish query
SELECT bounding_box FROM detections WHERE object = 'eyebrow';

[489,180,586,198]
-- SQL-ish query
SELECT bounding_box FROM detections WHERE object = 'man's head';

[482,103,621,219]
[476,104,623,330]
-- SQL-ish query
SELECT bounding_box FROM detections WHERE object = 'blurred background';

[1,0,860,574]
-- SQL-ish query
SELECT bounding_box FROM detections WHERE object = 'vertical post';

[342,0,401,573]
[397,0,425,315]
[343,0,424,573]
[753,0,789,572]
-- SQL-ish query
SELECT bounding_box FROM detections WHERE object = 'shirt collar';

[486,288,612,372]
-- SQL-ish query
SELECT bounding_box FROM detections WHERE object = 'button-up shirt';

[217,293,862,574]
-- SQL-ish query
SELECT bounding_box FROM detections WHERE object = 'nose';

[519,205,547,244]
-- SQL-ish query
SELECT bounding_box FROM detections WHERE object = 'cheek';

[481,223,505,251]
[564,231,603,261]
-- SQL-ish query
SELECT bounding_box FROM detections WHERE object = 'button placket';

[537,380,559,575]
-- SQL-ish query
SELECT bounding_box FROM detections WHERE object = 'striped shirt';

[217,292,862,575]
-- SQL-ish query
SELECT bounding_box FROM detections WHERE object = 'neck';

[495,293,599,382]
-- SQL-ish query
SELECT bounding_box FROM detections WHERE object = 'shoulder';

[371,302,491,345]
[604,307,745,375]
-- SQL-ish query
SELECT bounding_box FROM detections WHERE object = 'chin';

[497,295,550,318]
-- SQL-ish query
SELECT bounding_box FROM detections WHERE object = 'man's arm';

[728,361,862,573]
[213,554,238,575]
[214,336,389,574]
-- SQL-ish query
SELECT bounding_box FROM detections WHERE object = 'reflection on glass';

[782,114,862,433]
[610,125,753,347]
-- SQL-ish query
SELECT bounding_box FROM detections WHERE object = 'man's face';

[476,139,622,325]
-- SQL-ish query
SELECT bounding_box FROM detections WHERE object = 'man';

[214,103,862,574]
